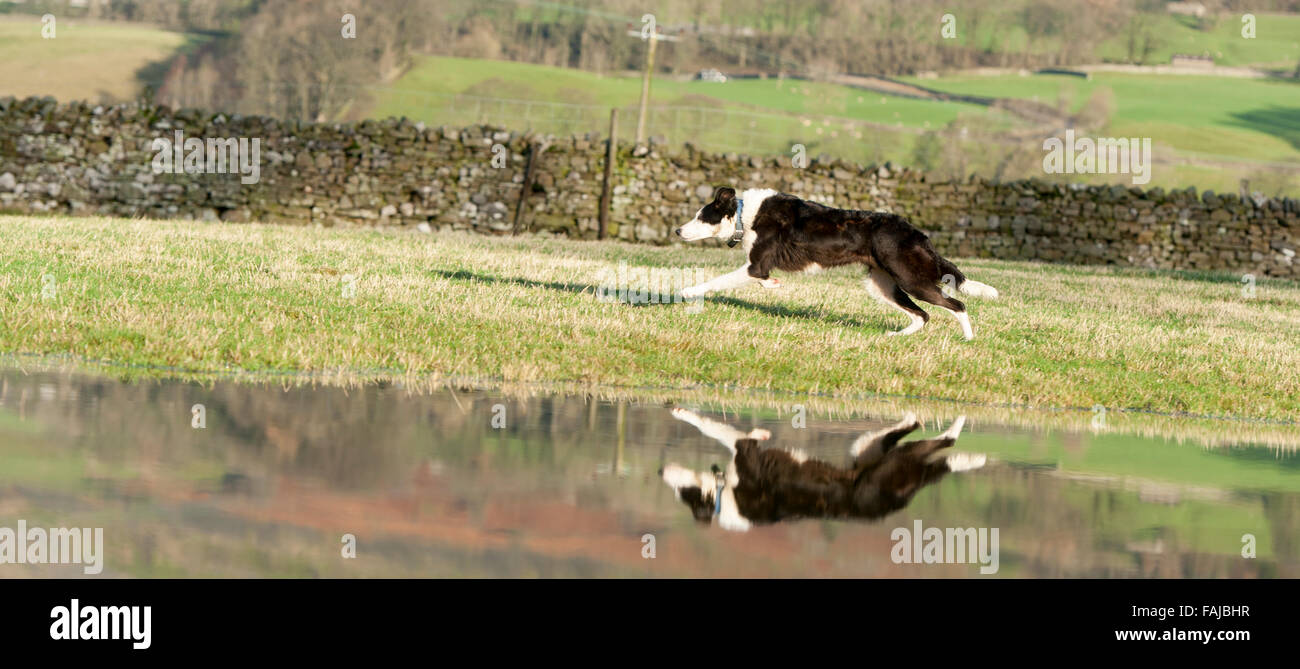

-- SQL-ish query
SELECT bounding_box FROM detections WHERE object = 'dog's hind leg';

[850,412,922,466]
[895,277,973,340]
[864,268,927,336]
[937,415,966,440]
[920,416,987,472]
[882,246,976,340]
[903,415,976,462]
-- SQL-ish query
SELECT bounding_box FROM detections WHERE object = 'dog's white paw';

[945,452,986,472]
[680,286,706,299]
[940,415,967,440]
[759,278,782,289]
[671,407,699,421]
[748,428,772,441]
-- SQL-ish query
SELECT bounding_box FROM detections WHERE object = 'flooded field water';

[0,366,1296,578]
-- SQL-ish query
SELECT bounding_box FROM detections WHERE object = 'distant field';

[0,16,195,103]
[901,72,1300,164]
[507,4,1300,69]
[379,55,987,127]
[366,56,995,163]
[367,56,1300,195]
[937,11,1300,68]
[1094,12,1300,68]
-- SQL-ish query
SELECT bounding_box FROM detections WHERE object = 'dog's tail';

[937,257,999,299]
[958,279,999,299]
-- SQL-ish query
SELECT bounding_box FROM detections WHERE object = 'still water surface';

[0,367,1295,577]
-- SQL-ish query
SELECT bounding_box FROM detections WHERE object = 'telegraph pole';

[635,33,656,146]
[626,21,681,148]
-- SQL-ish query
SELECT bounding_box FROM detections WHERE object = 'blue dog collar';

[727,197,745,248]
[713,475,726,516]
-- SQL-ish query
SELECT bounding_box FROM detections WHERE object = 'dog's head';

[675,186,738,242]
[658,463,718,522]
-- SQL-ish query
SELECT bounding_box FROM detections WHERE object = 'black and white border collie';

[675,187,999,339]
[660,408,985,532]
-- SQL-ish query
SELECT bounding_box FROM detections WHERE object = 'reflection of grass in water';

[909,472,1277,571]
[0,429,107,487]
[961,431,1300,492]
[4,416,1282,574]
[1,381,1291,575]
[0,422,225,488]
[0,409,42,434]
[7,351,1300,452]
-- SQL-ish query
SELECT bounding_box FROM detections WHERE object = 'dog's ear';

[712,186,736,204]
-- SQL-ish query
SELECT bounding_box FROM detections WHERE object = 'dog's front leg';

[681,264,757,299]
[671,408,770,453]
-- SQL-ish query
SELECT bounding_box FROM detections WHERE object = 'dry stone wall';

[1,96,1296,277]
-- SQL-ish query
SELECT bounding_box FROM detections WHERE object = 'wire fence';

[356,86,922,163]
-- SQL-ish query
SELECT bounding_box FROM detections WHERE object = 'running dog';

[660,408,985,532]
[675,187,999,339]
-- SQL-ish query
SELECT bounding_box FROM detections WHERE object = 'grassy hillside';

[943,11,1300,67]
[378,56,986,127]
[366,56,994,163]
[901,72,1300,163]
[384,57,1300,165]
[3,215,1298,421]
[0,16,197,103]
[366,56,1300,195]
[1095,12,1300,68]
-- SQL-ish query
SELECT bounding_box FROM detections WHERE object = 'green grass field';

[377,55,988,128]
[1095,12,1300,68]
[901,71,1300,163]
[378,57,1300,164]
[0,16,197,103]
[506,4,1300,70]
[941,11,1300,68]
[366,56,996,163]
[3,215,1298,422]
[368,55,1300,195]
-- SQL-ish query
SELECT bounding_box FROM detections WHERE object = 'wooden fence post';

[512,139,547,236]
[598,108,618,240]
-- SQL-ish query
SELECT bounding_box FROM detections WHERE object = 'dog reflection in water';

[660,408,986,531]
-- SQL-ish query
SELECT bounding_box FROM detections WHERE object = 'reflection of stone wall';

[2,96,1297,277]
